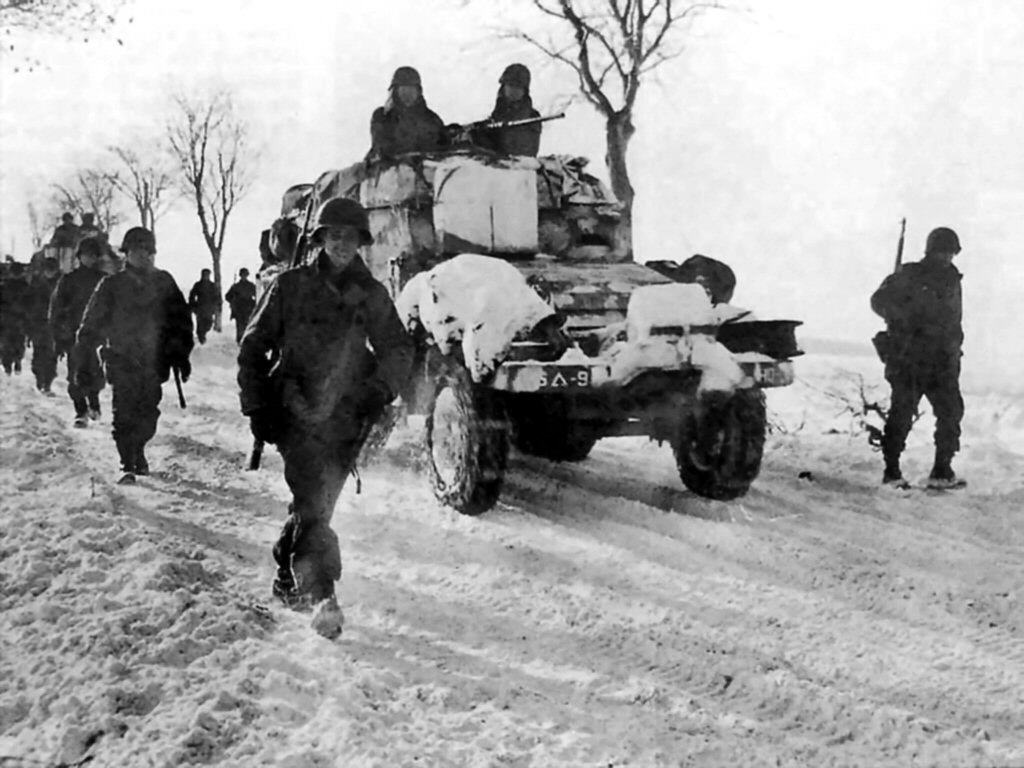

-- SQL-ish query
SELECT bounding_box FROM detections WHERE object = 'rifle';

[173,366,187,408]
[893,217,906,273]
[248,438,264,471]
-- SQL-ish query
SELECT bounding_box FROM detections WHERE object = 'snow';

[395,254,555,381]
[1,334,1023,767]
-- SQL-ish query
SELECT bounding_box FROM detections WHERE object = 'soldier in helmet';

[50,212,81,249]
[50,237,108,426]
[224,268,257,344]
[0,261,30,375]
[74,227,194,481]
[26,256,61,394]
[871,226,966,490]
[474,63,543,156]
[369,66,448,159]
[238,197,413,637]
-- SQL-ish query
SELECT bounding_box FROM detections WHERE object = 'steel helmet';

[499,63,531,89]
[120,226,156,254]
[925,227,961,255]
[312,198,373,246]
[390,66,422,89]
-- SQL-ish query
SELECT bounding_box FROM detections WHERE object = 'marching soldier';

[0,262,30,375]
[26,257,61,394]
[238,198,413,638]
[871,226,966,490]
[188,268,221,344]
[225,268,257,344]
[75,227,193,480]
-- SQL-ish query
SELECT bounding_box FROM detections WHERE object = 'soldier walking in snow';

[225,268,257,344]
[237,198,412,636]
[50,238,108,427]
[0,262,30,375]
[75,227,193,481]
[369,66,448,159]
[26,257,61,395]
[188,268,221,344]
[871,226,966,490]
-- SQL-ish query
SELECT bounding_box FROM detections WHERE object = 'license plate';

[537,365,591,390]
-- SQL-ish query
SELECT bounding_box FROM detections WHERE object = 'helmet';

[120,226,156,254]
[239,268,250,277]
[76,237,104,258]
[499,63,531,89]
[61,212,74,223]
[925,227,961,255]
[390,66,422,89]
[312,198,372,246]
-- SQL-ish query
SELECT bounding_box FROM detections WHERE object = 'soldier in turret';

[474,63,543,156]
[871,226,966,490]
[369,66,448,159]
[238,198,413,638]
[50,213,81,249]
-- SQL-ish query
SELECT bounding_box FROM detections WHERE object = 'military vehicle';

[274,145,800,514]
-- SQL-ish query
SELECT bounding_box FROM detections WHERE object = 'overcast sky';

[1,0,1022,391]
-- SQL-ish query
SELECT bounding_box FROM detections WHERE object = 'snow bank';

[395,254,555,381]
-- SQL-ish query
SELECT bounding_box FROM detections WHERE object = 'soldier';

[237,198,413,637]
[188,268,221,344]
[75,227,193,481]
[0,262,30,375]
[225,268,257,344]
[369,66,448,159]
[26,257,61,394]
[871,226,966,490]
[50,238,108,426]
[474,63,542,156]
[50,213,81,249]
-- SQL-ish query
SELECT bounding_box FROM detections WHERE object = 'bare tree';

[166,89,256,324]
[107,144,176,238]
[51,168,123,233]
[26,201,48,250]
[506,0,725,252]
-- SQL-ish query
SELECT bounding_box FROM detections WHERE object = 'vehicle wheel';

[671,390,766,501]
[426,366,509,515]
[512,416,597,462]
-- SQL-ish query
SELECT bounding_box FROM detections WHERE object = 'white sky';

[1,0,1022,391]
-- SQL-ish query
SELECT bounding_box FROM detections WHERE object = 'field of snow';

[1,333,1023,767]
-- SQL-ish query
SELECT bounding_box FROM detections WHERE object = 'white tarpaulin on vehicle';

[396,254,555,382]
[427,157,539,254]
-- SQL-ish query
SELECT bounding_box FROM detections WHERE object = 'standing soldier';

[871,226,966,490]
[237,198,413,638]
[75,227,193,481]
[224,268,257,344]
[50,238,108,427]
[188,268,221,344]
[26,257,61,395]
[50,213,81,249]
[0,262,30,375]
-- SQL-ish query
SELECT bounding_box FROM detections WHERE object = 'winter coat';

[870,257,963,369]
[50,222,81,249]
[49,264,106,353]
[237,254,413,430]
[188,279,221,315]
[370,98,447,158]
[76,264,193,380]
[25,274,59,336]
[476,94,541,156]
[0,278,30,338]
[225,279,257,320]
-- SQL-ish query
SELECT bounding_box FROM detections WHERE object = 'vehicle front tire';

[671,390,767,501]
[425,365,509,515]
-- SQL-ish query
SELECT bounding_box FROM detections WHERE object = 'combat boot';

[881,461,910,490]
[927,462,966,490]
[115,439,136,474]
[134,445,149,476]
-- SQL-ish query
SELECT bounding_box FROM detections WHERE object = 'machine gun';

[448,112,565,146]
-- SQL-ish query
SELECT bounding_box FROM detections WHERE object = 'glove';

[174,359,192,383]
[249,407,287,445]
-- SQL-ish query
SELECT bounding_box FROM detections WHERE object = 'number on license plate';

[538,365,590,389]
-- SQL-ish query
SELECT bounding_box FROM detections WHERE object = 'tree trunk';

[212,249,223,332]
[605,111,636,259]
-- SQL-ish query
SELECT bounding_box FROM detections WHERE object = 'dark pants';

[68,344,104,416]
[106,356,163,470]
[29,329,57,390]
[882,356,964,471]
[195,312,215,343]
[0,330,25,373]
[233,309,252,344]
[272,399,380,601]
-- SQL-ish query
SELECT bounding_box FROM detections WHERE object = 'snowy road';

[1,335,1023,767]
